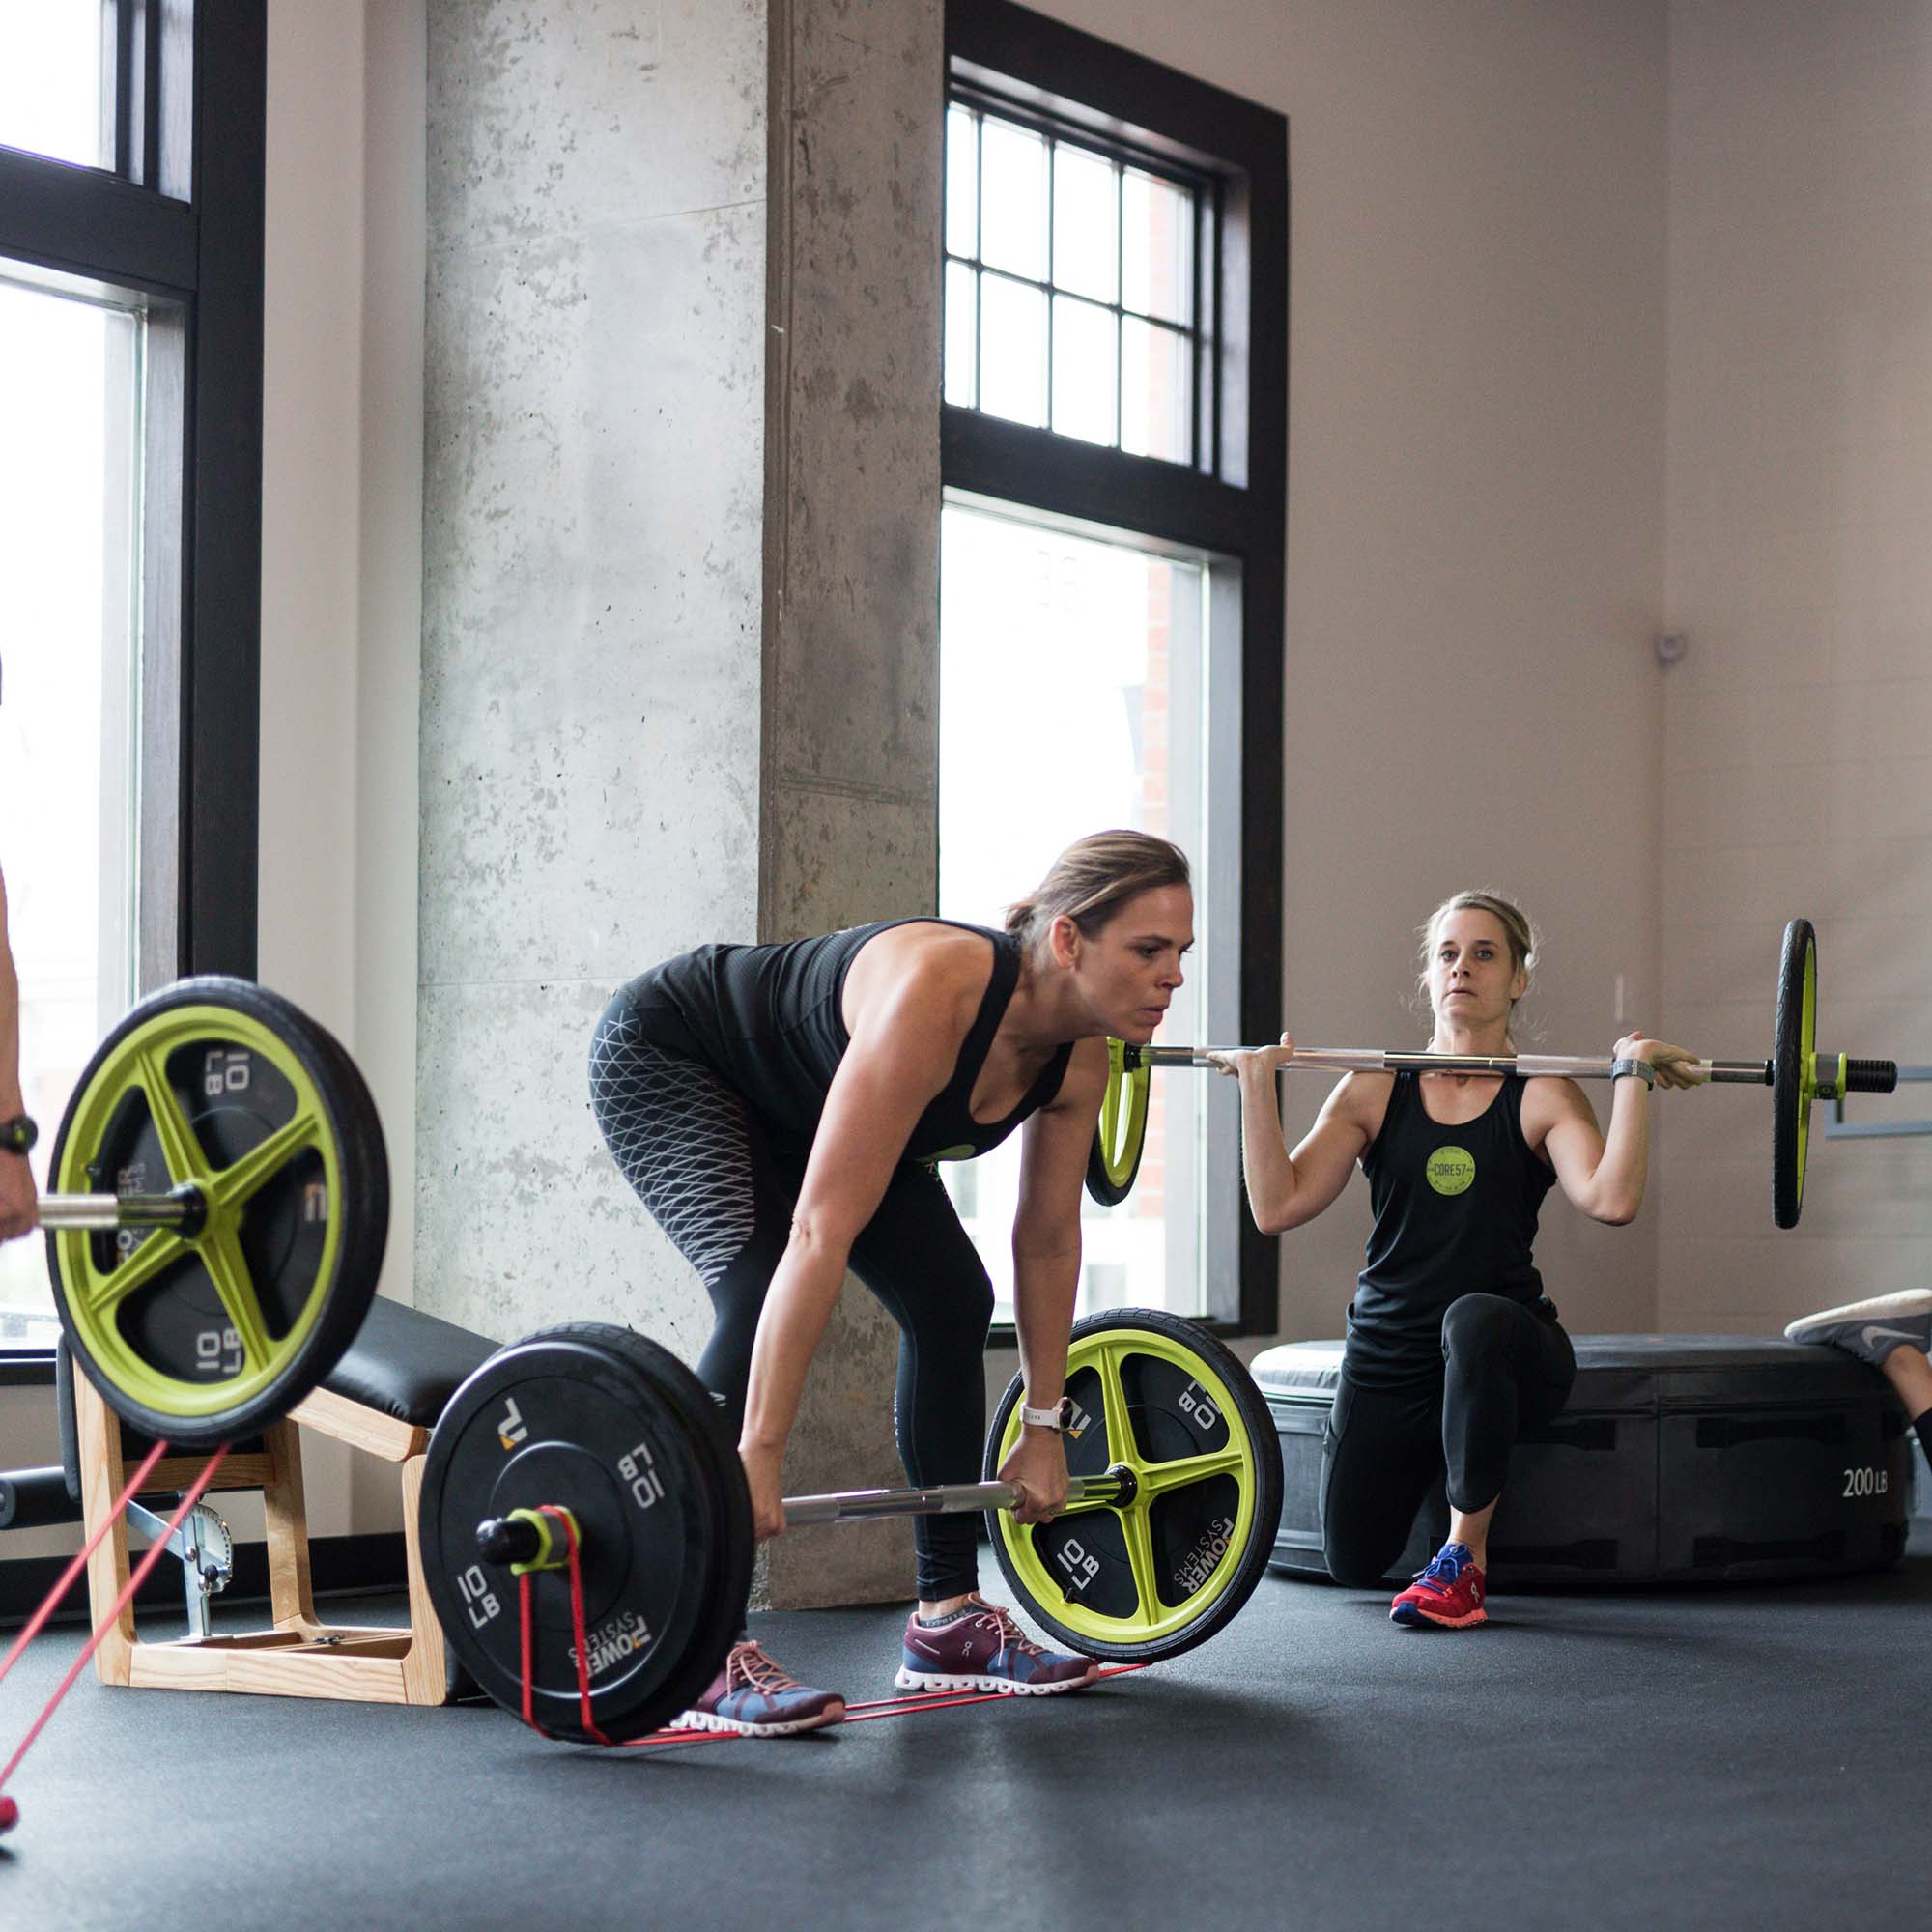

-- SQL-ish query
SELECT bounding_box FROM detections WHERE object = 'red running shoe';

[1389,1542,1487,1629]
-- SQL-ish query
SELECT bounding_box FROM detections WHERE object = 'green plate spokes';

[51,1005,346,1428]
[995,1324,1259,1648]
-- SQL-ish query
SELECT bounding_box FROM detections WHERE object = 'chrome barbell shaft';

[37,1190,204,1231]
[1136,1045,1774,1085]
[781,1466,1134,1527]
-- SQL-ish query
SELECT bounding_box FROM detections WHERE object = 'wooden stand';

[74,1372,449,1706]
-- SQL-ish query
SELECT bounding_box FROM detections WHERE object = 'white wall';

[1004,0,1671,1357]
[1659,0,1932,1332]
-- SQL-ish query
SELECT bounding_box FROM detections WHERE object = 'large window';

[0,3,266,1357]
[941,0,1286,1333]
[0,282,144,1340]
[939,502,1242,1324]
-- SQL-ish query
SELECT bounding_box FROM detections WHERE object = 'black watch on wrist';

[0,1114,38,1156]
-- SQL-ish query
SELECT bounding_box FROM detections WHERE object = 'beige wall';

[1658,0,1932,1332]
[257,0,426,1539]
[1009,0,1672,1357]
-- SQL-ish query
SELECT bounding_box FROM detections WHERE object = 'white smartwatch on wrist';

[1020,1396,1070,1431]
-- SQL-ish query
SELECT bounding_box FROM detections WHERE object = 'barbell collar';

[781,1464,1136,1527]
[37,1184,208,1235]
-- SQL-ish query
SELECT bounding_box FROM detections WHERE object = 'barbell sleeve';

[36,1188,205,1232]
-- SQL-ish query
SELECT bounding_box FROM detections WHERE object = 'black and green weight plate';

[46,977,388,1447]
[985,1308,1283,1662]
[1771,918,1817,1230]
[1085,1040,1151,1207]
[420,1324,753,1745]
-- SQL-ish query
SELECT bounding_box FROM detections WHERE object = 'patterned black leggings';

[588,990,993,1600]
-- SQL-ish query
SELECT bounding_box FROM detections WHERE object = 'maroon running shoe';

[1389,1542,1488,1630]
[675,1640,846,1735]
[896,1595,1099,1695]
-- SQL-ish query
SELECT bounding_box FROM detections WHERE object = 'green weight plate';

[1084,1040,1151,1208]
[45,977,387,1447]
[1772,919,1817,1230]
[984,1307,1284,1662]
[420,1324,752,1745]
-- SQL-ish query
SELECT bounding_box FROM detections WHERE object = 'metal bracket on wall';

[1828,1065,1932,1141]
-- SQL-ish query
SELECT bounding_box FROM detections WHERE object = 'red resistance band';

[632,1664,1149,1750]
[0,1439,232,1834]
[509,1517,1148,1752]
[517,1504,614,1747]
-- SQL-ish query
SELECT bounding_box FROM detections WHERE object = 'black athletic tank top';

[625,920,1073,1161]
[1346,1070,1559,1382]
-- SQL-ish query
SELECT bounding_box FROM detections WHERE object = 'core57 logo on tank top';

[1425,1146,1476,1196]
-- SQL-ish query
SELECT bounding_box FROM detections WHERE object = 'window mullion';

[1190,188,1202,470]
[1044,135,1056,434]
[142,0,163,187]
[1114,159,1124,452]
[114,0,137,180]
[974,110,984,411]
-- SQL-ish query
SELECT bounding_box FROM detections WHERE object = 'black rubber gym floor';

[4,1548,1925,1930]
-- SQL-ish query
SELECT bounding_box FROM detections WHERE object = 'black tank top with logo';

[1346,1070,1559,1383]
[625,919,1072,1163]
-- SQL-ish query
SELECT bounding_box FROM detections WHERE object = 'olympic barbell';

[1088,918,1897,1228]
[419,1309,1285,1743]
[28,979,1286,1747]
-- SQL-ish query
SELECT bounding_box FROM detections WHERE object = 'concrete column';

[756,0,945,1606]
[418,0,767,1363]
[418,0,943,1611]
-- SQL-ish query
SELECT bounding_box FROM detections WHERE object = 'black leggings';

[1322,1293,1576,1589]
[588,993,992,1601]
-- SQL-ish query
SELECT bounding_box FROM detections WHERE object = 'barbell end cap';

[170,1183,210,1241]
[476,1514,543,1568]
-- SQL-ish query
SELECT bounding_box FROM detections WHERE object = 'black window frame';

[944,93,1215,462]
[0,0,266,1382]
[944,0,1288,1339]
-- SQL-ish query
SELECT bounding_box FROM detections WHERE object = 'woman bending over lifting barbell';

[589,831,1193,1731]
[1211,891,1698,1631]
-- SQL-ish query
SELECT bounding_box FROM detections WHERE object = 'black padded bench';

[51,1295,497,1502]
[1257,1334,1914,1588]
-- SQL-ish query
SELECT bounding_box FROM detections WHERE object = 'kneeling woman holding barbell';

[590,831,1192,1731]
[1213,892,1697,1630]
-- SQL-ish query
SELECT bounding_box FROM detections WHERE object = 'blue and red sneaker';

[895,1595,1099,1695]
[674,1640,846,1735]
[1389,1542,1488,1629]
